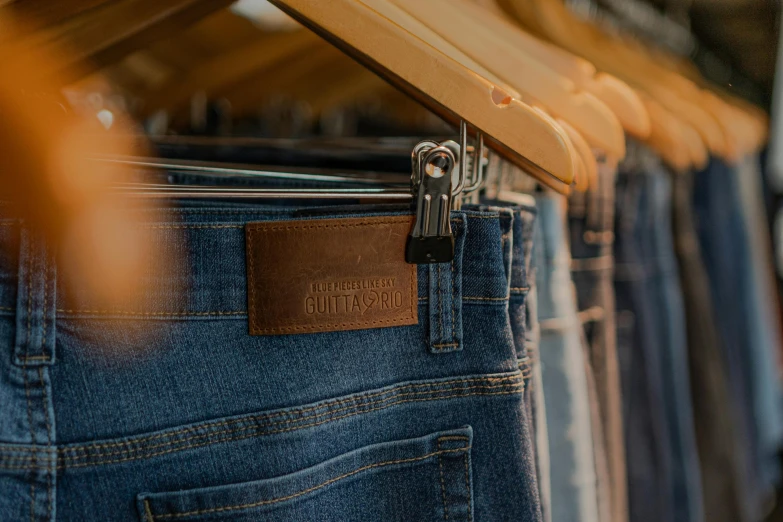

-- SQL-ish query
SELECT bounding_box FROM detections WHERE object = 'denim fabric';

[737,154,783,481]
[672,171,750,522]
[568,152,627,522]
[0,201,543,521]
[644,165,703,522]
[477,196,550,522]
[614,160,674,522]
[533,192,599,522]
[692,157,777,518]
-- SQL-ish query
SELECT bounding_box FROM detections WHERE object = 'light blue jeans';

[533,193,599,522]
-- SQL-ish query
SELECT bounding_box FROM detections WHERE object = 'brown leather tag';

[246,216,418,335]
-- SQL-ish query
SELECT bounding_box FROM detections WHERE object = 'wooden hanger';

[638,95,691,172]
[666,53,769,156]
[498,0,730,160]
[458,0,651,140]
[1,0,234,82]
[557,119,597,192]
[266,0,577,190]
[391,0,625,158]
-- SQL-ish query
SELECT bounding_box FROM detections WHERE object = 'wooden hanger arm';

[269,0,576,189]
[391,0,624,157]
[557,119,597,191]
[3,0,234,81]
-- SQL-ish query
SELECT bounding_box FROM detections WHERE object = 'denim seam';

[147,445,469,520]
[0,388,520,471]
[38,368,52,521]
[432,343,459,351]
[438,263,444,342]
[37,297,507,317]
[143,500,155,522]
[451,255,457,350]
[8,375,522,456]
[1,375,521,455]
[438,440,450,521]
[464,451,472,522]
[57,384,516,463]
[23,240,36,522]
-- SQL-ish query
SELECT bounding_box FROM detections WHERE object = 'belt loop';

[14,224,56,367]
[428,214,466,353]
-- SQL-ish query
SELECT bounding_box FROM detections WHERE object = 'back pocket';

[137,426,473,522]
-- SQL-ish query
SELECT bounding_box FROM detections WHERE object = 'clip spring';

[406,121,484,264]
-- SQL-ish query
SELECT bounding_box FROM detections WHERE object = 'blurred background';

[3,0,783,521]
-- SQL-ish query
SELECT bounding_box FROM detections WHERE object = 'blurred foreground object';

[0,12,162,312]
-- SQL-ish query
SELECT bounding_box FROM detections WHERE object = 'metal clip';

[405,143,457,264]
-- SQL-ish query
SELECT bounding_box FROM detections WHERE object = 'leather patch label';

[246,216,418,335]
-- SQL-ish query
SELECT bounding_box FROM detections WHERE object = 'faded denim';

[533,192,599,522]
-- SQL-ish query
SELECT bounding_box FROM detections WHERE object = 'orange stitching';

[143,225,243,229]
[39,368,53,521]
[8,374,522,455]
[58,382,520,462]
[247,226,258,333]
[144,499,155,522]
[438,440,449,521]
[438,263,443,343]
[55,310,246,316]
[0,389,519,470]
[245,217,412,234]
[0,306,13,311]
[254,316,414,334]
[451,246,457,349]
[52,297,506,317]
[153,446,468,519]
[43,374,522,455]
[464,451,473,522]
[431,343,459,350]
[23,242,35,522]
[41,261,47,347]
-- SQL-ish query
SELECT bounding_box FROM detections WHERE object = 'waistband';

[0,204,511,322]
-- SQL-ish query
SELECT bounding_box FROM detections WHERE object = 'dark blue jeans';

[614,165,675,522]
[692,157,779,519]
[0,204,541,521]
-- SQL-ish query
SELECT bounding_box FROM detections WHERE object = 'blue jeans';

[0,204,542,521]
[533,192,599,522]
[475,197,550,522]
[645,165,703,522]
[569,153,627,522]
[614,163,674,522]
[693,157,780,518]
[736,154,783,486]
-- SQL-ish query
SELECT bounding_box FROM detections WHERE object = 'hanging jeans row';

[0,139,781,522]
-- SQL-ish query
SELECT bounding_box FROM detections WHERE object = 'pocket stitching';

[147,442,470,520]
[62,383,517,463]
[55,374,520,455]
[0,388,517,471]
[437,440,450,521]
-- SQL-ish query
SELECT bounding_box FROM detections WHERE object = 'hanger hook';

[451,120,468,197]
[462,131,484,194]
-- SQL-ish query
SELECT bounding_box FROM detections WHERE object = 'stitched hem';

[0,372,523,471]
[149,444,469,520]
